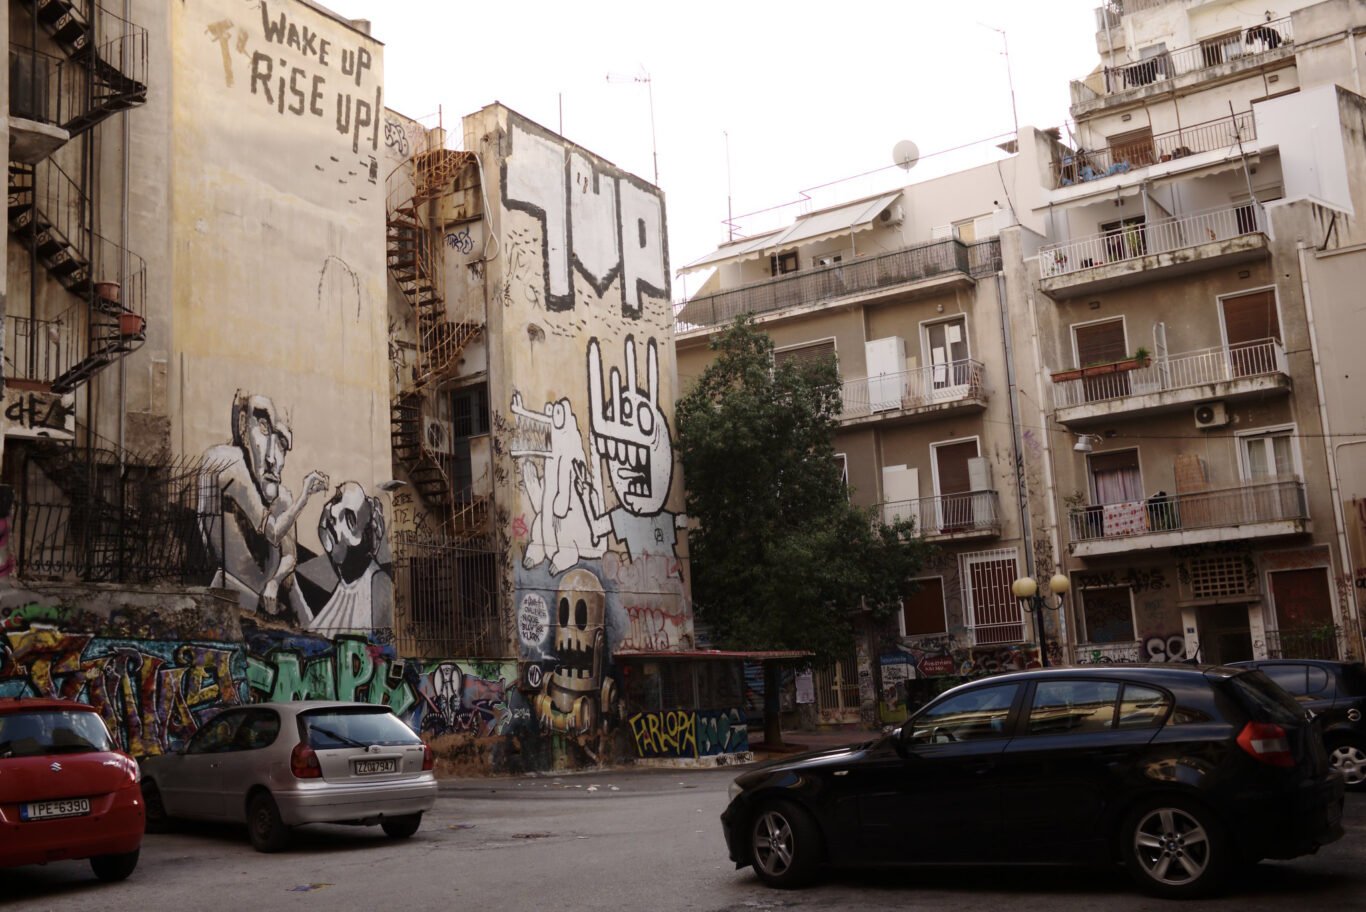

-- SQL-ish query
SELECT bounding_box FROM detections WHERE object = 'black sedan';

[721,665,1344,898]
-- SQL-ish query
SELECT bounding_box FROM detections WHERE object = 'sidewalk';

[747,726,879,762]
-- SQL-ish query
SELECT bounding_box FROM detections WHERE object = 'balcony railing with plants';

[1055,111,1255,187]
[878,491,1001,538]
[676,238,1000,332]
[1099,17,1292,96]
[841,359,987,418]
[1068,479,1306,544]
[1263,620,1362,662]
[1052,339,1286,409]
[1040,203,1265,279]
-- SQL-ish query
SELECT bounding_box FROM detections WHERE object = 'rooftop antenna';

[979,23,1020,141]
[606,68,659,186]
[725,130,734,242]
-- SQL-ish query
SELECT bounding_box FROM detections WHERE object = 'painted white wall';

[1256,83,1355,215]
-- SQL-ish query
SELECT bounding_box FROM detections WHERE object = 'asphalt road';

[4,768,1363,911]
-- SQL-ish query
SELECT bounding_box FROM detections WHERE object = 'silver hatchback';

[138,701,437,852]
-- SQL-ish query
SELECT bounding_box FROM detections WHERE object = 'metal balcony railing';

[1101,18,1292,96]
[841,359,987,418]
[676,238,1000,332]
[1071,640,1144,665]
[1040,203,1265,279]
[5,306,78,385]
[878,490,1000,537]
[1263,620,1362,662]
[1055,111,1255,187]
[1052,339,1286,409]
[1068,479,1307,544]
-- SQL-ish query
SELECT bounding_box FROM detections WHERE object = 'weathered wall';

[457,106,692,770]
[163,1,393,634]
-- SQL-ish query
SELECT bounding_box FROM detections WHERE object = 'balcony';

[1073,17,1293,112]
[1039,203,1268,298]
[1262,621,1361,662]
[1054,111,1255,189]
[878,491,1001,542]
[675,238,1000,334]
[840,359,988,426]
[1068,479,1307,557]
[1052,339,1290,424]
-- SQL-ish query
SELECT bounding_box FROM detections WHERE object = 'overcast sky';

[331,0,1104,298]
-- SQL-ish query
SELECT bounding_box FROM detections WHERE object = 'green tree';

[676,318,934,745]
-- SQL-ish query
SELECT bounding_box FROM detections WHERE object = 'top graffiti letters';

[260,1,333,67]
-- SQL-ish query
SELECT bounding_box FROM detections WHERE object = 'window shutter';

[1075,320,1127,366]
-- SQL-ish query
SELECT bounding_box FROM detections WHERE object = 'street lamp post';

[1012,573,1071,667]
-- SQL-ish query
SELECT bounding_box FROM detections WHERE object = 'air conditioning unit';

[1193,402,1229,429]
[879,205,905,228]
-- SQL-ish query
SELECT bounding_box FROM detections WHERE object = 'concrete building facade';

[676,0,1366,721]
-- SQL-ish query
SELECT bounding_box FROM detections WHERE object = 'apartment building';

[676,0,1366,721]
[675,137,1065,721]
[1013,0,1366,669]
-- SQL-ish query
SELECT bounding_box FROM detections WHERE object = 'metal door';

[814,654,862,725]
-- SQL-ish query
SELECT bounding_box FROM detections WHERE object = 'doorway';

[1195,604,1253,665]
[923,317,969,400]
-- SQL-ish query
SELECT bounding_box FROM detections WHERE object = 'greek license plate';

[353,758,396,775]
[22,798,91,821]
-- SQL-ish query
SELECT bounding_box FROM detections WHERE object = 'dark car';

[0,698,144,881]
[720,665,1344,898]
[1229,659,1366,790]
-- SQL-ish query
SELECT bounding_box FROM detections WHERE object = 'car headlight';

[727,779,745,803]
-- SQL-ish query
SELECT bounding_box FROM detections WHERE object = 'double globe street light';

[1011,573,1071,667]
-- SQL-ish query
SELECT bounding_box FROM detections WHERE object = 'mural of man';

[200,391,328,621]
[308,481,393,633]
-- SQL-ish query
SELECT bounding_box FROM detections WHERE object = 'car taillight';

[1236,721,1295,767]
[421,742,434,771]
[290,743,322,779]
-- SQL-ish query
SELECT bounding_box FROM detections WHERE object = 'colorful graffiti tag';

[628,708,748,760]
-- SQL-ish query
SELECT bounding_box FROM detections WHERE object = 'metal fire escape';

[8,1,150,393]
[386,131,487,541]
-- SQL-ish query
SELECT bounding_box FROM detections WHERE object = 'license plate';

[353,758,397,775]
[22,798,91,821]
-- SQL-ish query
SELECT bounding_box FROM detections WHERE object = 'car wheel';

[1327,737,1366,790]
[247,792,291,853]
[749,800,822,889]
[90,849,139,882]
[141,780,172,834]
[380,814,422,839]
[1122,798,1228,899]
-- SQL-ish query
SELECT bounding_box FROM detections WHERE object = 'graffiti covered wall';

[170,0,392,629]
[470,106,693,769]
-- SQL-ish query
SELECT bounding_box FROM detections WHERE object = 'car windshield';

[1227,670,1303,726]
[301,709,421,749]
[0,709,116,758]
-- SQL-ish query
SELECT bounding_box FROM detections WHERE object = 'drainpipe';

[1026,290,1068,654]
[995,272,1033,577]
[118,0,131,462]
[1296,241,1359,630]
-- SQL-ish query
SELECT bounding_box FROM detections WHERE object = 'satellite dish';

[892,139,920,171]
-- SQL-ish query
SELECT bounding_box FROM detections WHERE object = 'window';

[962,548,1023,645]
[1268,568,1335,631]
[301,708,422,748]
[902,577,947,637]
[1239,429,1297,481]
[0,710,115,758]
[814,253,843,268]
[1088,449,1142,505]
[1188,555,1253,599]
[1262,664,1310,697]
[1108,128,1156,168]
[1221,289,1280,376]
[1117,684,1171,729]
[1200,30,1244,67]
[769,251,798,275]
[1028,680,1119,735]
[187,711,245,754]
[231,710,281,751]
[772,340,836,370]
[908,684,1020,744]
[452,384,490,438]
[924,317,970,393]
[1100,216,1145,260]
[1080,586,1135,644]
[1073,318,1130,402]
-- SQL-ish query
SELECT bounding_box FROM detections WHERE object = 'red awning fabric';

[614,650,812,661]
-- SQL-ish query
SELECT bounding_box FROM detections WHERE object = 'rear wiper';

[308,725,367,749]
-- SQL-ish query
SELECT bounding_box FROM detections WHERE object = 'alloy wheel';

[1132,806,1211,886]
[1330,743,1366,786]
[752,810,795,878]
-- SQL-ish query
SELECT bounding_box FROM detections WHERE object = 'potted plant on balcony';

[1050,366,1084,383]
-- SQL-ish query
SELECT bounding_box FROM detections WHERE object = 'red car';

[0,698,144,881]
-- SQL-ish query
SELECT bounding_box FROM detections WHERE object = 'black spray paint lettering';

[336,87,382,154]
[260,1,332,66]
[340,47,373,87]
[249,53,327,118]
